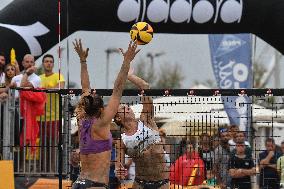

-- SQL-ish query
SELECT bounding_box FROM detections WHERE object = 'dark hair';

[83,94,104,117]
[42,54,54,63]
[0,52,5,57]
[4,64,16,72]
[185,137,197,149]
[236,131,246,137]
[281,141,284,145]
[236,141,245,145]
[265,138,275,144]
[229,125,239,130]
[111,130,121,139]
[199,133,210,140]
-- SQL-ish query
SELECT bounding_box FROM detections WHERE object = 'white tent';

[131,96,225,120]
[130,96,284,136]
[131,96,283,122]
[253,104,284,122]
[131,96,229,136]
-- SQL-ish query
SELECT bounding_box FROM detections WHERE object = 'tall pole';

[274,50,281,88]
[106,52,110,89]
[147,52,165,70]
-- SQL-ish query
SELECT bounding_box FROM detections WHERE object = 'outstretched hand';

[73,39,89,62]
[128,67,134,76]
[119,41,140,63]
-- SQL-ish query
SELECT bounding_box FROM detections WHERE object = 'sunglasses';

[6,68,15,71]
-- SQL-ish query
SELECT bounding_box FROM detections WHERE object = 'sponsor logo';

[221,40,242,48]
[117,0,243,24]
[0,22,49,56]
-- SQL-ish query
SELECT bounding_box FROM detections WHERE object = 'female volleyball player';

[114,70,169,189]
[72,39,140,189]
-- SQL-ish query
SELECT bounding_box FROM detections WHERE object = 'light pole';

[146,52,165,69]
[105,48,120,88]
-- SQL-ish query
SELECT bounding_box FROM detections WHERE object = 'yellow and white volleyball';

[130,22,154,45]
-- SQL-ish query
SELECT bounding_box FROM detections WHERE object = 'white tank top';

[121,121,161,156]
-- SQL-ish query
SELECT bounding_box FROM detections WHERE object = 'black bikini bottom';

[134,178,169,189]
[72,178,109,189]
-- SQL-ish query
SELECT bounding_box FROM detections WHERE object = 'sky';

[1,0,283,89]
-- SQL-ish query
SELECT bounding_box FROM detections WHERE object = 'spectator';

[280,141,284,155]
[277,141,284,188]
[212,134,220,149]
[0,52,4,160]
[214,127,231,189]
[228,127,251,152]
[10,54,42,170]
[228,125,239,140]
[230,131,252,158]
[159,129,171,168]
[109,125,120,189]
[70,131,80,183]
[11,54,41,89]
[37,54,65,172]
[0,64,17,100]
[125,155,135,183]
[198,133,214,180]
[259,138,281,189]
[5,63,20,85]
[0,52,6,87]
[170,138,205,186]
[229,141,256,189]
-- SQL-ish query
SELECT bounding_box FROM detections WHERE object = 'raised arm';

[259,151,274,169]
[99,41,140,125]
[20,66,37,88]
[73,39,90,95]
[127,70,155,128]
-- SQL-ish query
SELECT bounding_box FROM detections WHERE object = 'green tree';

[36,65,44,75]
[253,63,267,88]
[154,63,184,88]
[193,79,217,88]
[125,58,184,89]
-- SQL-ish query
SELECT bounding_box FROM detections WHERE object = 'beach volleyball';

[130,22,153,45]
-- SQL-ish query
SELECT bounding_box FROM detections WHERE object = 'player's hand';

[73,39,89,62]
[128,67,134,76]
[119,41,140,63]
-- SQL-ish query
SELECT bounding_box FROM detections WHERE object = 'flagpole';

[58,1,63,189]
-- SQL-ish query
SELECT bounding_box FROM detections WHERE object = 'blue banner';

[209,34,252,131]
